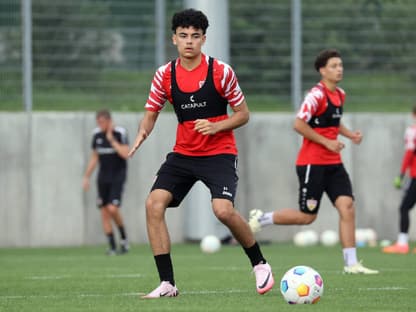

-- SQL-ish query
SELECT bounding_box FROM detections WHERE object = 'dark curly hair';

[171,8,209,34]
[314,49,341,72]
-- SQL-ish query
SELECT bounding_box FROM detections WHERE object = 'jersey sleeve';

[115,127,129,145]
[216,60,245,107]
[400,126,416,174]
[145,63,170,112]
[296,87,325,122]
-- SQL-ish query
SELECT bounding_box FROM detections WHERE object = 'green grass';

[0,243,414,311]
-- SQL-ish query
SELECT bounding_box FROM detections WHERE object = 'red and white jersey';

[400,124,416,178]
[145,54,245,156]
[296,81,346,165]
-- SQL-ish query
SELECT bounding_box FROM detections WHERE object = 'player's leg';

[327,164,378,274]
[249,164,322,232]
[97,181,117,255]
[107,180,129,253]
[203,154,274,295]
[383,178,416,254]
[143,153,195,298]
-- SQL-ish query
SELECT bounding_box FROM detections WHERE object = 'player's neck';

[179,54,202,71]
[321,79,337,92]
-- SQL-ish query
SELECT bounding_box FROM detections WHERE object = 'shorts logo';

[222,186,233,197]
[306,198,318,211]
[112,199,120,206]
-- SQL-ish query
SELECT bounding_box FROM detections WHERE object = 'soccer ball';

[293,230,319,247]
[280,265,324,304]
[200,235,221,253]
[320,230,339,246]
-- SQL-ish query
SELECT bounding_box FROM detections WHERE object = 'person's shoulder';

[155,61,172,76]
[308,83,326,100]
[336,86,346,95]
[92,127,101,136]
[212,56,233,72]
[114,126,127,135]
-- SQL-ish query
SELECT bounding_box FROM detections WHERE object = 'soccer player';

[249,49,378,274]
[128,9,274,298]
[383,105,416,254]
[83,109,130,255]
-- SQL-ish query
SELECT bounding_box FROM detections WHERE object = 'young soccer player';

[383,105,416,254]
[128,9,274,298]
[249,49,378,274]
[83,109,130,255]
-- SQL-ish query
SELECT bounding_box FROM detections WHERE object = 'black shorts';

[296,164,353,214]
[97,178,125,208]
[151,152,238,207]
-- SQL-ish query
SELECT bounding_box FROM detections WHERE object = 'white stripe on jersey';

[404,125,416,150]
[296,87,324,122]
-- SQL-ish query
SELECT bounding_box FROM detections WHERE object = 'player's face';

[96,116,110,132]
[321,57,343,83]
[172,26,206,59]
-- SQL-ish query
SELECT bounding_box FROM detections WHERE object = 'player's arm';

[82,151,98,191]
[194,100,249,135]
[339,122,363,145]
[294,118,345,153]
[128,110,159,157]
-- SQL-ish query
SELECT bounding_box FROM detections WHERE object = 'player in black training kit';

[83,109,130,255]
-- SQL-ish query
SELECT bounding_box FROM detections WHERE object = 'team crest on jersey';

[306,198,318,211]
[96,138,103,145]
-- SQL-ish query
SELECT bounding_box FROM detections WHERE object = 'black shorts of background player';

[83,109,130,255]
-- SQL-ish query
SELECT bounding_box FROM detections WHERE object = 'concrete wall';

[0,112,415,247]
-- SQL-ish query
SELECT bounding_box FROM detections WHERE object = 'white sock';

[343,247,358,267]
[258,212,274,227]
[397,233,409,245]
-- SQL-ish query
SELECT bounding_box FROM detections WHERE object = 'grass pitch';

[0,243,414,312]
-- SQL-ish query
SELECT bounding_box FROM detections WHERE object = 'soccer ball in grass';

[280,265,324,304]
[200,235,221,253]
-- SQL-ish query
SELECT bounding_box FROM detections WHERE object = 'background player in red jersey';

[249,49,378,274]
[128,9,274,298]
[383,105,416,254]
[83,109,130,255]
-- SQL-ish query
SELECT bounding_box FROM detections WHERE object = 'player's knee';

[300,213,317,225]
[213,205,234,223]
[145,197,166,218]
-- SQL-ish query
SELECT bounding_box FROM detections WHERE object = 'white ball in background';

[363,228,378,247]
[320,230,339,246]
[355,228,367,247]
[200,235,221,253]
[293,230,319,247]
[303,230,319,246]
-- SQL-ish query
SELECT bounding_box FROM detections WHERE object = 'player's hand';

[194,119,219,135]
[351,130,363,145]
[325,139,345,153]
[128,129,148,158]
[106,121,114,142]
[82,176,90,191]
[393,175,404,189]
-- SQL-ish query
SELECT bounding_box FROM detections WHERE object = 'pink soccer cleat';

[142,281,179,299]
[253,262,275,294]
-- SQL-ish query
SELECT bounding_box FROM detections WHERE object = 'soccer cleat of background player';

[248,49,378,275]
[383,105,416,255]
